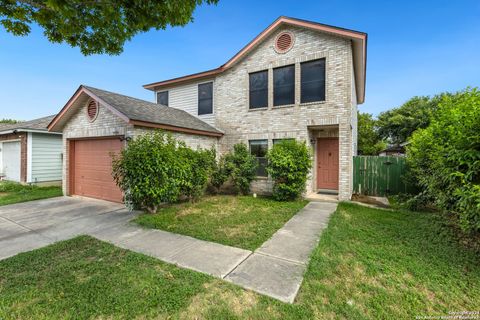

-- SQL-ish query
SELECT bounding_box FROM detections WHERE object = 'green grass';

[0,181,62,206]
[1,203,479,319]
[134,195,308,250]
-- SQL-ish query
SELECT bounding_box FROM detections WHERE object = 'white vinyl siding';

[162,80,215,126]
[31,133,62,183]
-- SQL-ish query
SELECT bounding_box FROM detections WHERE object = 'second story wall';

[156,80,216,126]
[213,24,355,138]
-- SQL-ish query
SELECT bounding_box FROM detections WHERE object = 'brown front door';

[70,138,124,203]
[316,138,339,190]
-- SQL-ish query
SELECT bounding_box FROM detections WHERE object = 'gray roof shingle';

[0,115,56,133]
[83,86,222,135]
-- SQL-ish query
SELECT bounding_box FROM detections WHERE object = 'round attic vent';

[274,32,294,53]
[87,100,99,122]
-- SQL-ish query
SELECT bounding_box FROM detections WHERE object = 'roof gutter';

[0,129,61,136]
[129,120,224,137]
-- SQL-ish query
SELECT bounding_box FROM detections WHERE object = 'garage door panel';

[72,138,123,203]
[2,141,21,182]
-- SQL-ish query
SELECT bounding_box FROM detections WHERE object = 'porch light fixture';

[310,138,316,145]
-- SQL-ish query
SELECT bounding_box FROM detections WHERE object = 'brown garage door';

[70,138,123,203]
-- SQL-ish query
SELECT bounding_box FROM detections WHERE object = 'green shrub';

[209,154,231,193]
[224,143,257,195]
[266,140,311,200]
[111,131,213,213]
[179,146,215,201]
[407,88,480,232]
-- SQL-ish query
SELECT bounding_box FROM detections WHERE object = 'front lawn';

[134,195,308,250]
[0,181,62,206]
[1,203,479,319]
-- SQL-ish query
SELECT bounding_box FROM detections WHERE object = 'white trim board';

[27,132,32,183]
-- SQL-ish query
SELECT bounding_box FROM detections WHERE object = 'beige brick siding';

[133,127,218,150]
[211,25,356,199]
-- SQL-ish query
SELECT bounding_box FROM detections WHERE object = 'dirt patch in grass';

[351,194,390,208]
[0,192,9,197]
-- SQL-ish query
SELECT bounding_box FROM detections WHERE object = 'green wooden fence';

[353,156,411,196]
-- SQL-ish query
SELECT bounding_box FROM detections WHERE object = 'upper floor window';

[249,139,268,177]
[301,59,326,103]
[157,91,168,106]
[273,64,295,106]
[249,70,268,109]
[198,82,213,115]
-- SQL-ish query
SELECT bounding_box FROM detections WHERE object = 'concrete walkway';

[225,201,337,302]
[0,197,336,303]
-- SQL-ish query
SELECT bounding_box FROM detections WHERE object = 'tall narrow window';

[273,65,295,106]
[301,59,326,103]
[249,70,268,109]
[249,140,268,177]
[157,91,168,106]
[198,82,213,115]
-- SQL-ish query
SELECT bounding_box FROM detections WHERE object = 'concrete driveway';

[0,196,134,260]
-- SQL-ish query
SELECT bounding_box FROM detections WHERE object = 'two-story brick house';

[48,16,367,202]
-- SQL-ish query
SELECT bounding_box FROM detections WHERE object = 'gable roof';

[143,16,367,104]
[47,85,223,137]
[0,115,59,135]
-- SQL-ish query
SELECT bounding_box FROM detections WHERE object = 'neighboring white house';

[0,115,63,185]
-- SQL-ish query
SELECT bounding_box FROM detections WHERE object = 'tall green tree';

[0,0,218,55]
[377,95,445,144]
[407,88,480,232]
[357,112,386,155]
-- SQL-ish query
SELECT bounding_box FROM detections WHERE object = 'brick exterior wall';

[133,127,218,150]
[0,132,27,183]
[211,25,357,199]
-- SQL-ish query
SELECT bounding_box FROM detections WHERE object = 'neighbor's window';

[249,139,268,177]
[301,59,326,103]
[198,82,213,115]
[157,91,168,106]
[273,65,295,106]
[249,70,268,109]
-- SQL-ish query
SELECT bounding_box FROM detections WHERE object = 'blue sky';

[1,0,479,120]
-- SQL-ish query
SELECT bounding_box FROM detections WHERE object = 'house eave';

[143,16,367,104]
[0,129,62,136]
[129,119,223,137]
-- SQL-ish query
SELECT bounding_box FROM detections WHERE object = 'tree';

[407,88,480,233]
[357,112,386,155]
[0,0,218,55]
[0,119,20,124]
[376,95,444,144]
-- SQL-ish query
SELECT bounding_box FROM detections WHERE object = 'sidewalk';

[1,197,336,303]
[92,201,337,303]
